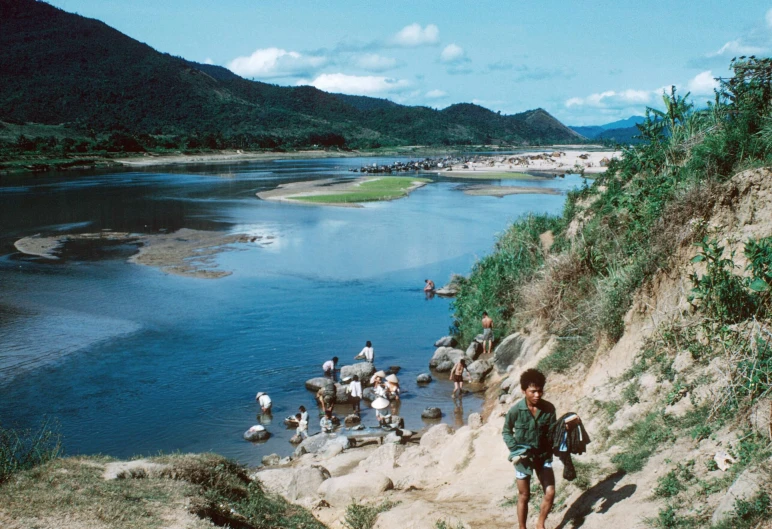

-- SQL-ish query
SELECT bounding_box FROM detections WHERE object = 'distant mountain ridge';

[570,116,645,143]
[0,0,582,149]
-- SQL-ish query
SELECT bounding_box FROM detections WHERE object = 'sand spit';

[14,228,263,278]
[443,149,621,177]
[460,184,563,197]
[113,150,357,167]
[256,176,428,207]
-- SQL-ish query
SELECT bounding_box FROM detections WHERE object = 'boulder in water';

[434,336,457,348]
[421,407,442,419]
[429,347,465,369]
[344,414,361,426]
[340,362,375,383]
[305,377,333,392]
[244,425,270,442]
[468,359,493,383]
[362,387,377,401]
[435,360,454,372]
[262,453,281,466]
[416,373,432,383]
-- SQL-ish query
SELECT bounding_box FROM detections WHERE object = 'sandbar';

[14,228,264,279]
[256,176,428,207]
[441,149,621,177]
[460,185,563,197]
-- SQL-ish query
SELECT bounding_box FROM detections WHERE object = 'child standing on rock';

[347,375,363,413]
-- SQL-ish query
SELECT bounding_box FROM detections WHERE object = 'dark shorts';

[452,373,463,383]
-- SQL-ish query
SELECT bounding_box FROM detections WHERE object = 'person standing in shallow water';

[482,311,494,355]
[354,341,374,363]
[449,358,469,397]
[502,369,557,529]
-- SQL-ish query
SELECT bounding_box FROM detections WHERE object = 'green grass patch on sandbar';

[295,176,431,204]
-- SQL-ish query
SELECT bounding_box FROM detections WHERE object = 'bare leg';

[516,477,530,529]
[535,467,556,529]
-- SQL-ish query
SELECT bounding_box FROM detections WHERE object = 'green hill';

[0,0,581,153]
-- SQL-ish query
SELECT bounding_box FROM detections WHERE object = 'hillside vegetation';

[0,0,580,163]
[452,57,772,527]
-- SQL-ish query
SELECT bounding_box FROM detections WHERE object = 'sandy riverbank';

[460,184,563,197]
[14,228,264,278]
[443,149,621,177]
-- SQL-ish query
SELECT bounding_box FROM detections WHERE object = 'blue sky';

[48,0,772,125]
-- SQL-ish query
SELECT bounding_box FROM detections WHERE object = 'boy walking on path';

[482,311,494,355]
[502,369,557,529]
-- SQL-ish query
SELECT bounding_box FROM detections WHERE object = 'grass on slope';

[295,176,430,203]
[0,453,326,529]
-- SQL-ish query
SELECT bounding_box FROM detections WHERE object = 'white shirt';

[347,380,363,398]
[356,347,374,363]
[323,360,335,372]
[297,418,308,432]
[258,394,272,409]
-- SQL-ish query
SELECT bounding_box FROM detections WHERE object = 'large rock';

[340,362,375,382]
[465,340,483,361]
[344,414,361,426]
[252,468,295,497]
[294,434,350,457]
[434,286,458,297]
[435,360,454,372]
[467,359,493,383]
[429,347,465,369]
[305,377,332,392]
[335,383,351,404]
[434,336,457,348]
[416,373,433,383]
[359,442,404,472]
[421,407,442,419]
[243,425,269,442]
[317,471,393,507]
[261,453,281,466]
[420,423,454,450]
[711,467,767,525]
[287,465,331,502]
[363,387,377,401]
[373,499,470,529]
[492,333,525,374]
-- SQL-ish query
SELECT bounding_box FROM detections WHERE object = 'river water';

[0,156,580,464]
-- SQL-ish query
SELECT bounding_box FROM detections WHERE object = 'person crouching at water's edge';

[502,369,556,529]
[322,356,338,378]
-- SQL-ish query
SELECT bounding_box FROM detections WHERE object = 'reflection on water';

[0,157,580,465]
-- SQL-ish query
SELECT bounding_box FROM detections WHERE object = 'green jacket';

[502,398,557,462]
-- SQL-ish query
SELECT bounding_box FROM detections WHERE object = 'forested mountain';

[570,116,645,144]
[0,0,582,151]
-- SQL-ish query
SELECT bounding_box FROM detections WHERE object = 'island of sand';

[256,176,430,206]
[14,228,267,279]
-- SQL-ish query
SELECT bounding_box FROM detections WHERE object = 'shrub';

[344,501,398,529]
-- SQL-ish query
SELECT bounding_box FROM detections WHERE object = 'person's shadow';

[555,470,637,529]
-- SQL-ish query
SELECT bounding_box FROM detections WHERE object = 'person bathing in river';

[295,413,308,439]
[354,341,374,363]
[502,369,557,529]
[316,380,337,415]
[385,374,400,400]
[424,279,435,292]
[449,358,469,397]
[298,405,308,424]
[322,356,338,378]
[482,311,494,355]
[347,375,363,413]
[255,392,272,413]
[320,410,334,433]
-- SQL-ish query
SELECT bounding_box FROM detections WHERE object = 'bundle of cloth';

[551,412,591,481]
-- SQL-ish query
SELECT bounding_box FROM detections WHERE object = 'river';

[0,156,581,464]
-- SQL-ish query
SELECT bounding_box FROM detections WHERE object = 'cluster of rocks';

[349,155,486,175]
[428,334,492,383]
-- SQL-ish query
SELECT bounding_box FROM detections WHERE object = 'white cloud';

[766,8,772,28]
[302,73,411,96]
[227,47,326,78]
[390,23,439,47]
[566,89,653,109]
[440,44,466,63]
[687,71,719,95]
[203,58,214,65]
[355,54,398,72]
[708,39,765,58]
[425,89,447,99]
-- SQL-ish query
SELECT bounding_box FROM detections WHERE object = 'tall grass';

[0,419,62,484]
